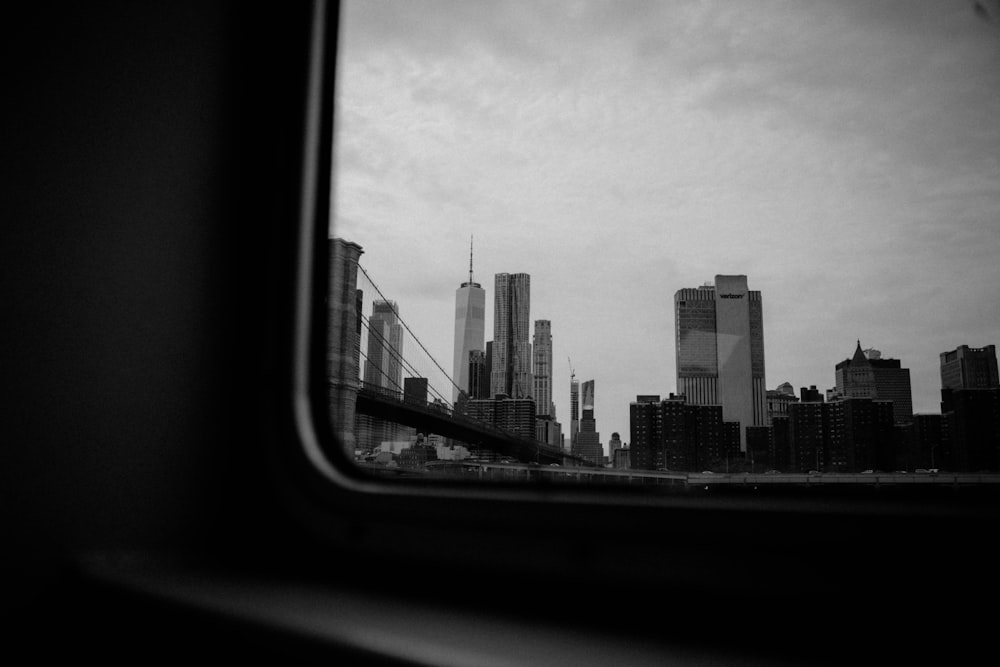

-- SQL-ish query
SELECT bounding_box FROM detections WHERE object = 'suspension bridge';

[344,258,591,467]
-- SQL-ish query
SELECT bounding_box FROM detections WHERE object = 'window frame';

[279,0,1000,597]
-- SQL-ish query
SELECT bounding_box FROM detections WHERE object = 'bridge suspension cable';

[359,313,454,410]
[353,259,465,399]
[356,347,406,396]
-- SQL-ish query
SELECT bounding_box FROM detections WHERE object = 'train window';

[319,0,1000,493]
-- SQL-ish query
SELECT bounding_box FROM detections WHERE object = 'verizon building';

[674,275,766,451]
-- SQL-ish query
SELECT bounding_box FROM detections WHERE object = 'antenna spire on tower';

[469,235,474,284]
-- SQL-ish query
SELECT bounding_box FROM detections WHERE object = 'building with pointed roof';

[835,341,913,424]
[453,237,486,404]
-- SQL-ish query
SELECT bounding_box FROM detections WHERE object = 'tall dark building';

[766,382,798,424]
[835,342,877,399]
[835,343,913,424]
[870,358,913,424]
[491,273,532,399]
[535,417,562,450]
[826,398,895,472]
[363,300,403,394]
[911,413,945,470]
[575,380,603,465]
[787,392,896,473]
[532,320,554,417]
[403,377,428,405]
[628,394,738,472]
[941,345,999,390]
[746,425,772,471]
[788,400,826,473]
[940,344,1000,471]
[660,395,697,471]
[607,432,624,467]
[941,387,1000,472]
[569,375,579,455]
[770,415,791,471]
[466,396,537,442]
[675,275,766,451]
[328,238,364,455]
[467,350,490,400]
[800,385,824,402]
[629,395,662,471]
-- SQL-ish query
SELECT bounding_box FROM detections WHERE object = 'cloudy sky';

[331,0,1000,448]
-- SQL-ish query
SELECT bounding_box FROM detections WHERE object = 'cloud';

[334,0,1000,436]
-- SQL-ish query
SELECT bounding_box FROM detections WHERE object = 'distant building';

[628,394,739,472]
[569,377,579,455]
[533,320,554,417]
[535,416,562,450]
[671,399,716,471]
[675,275,766,451]
[835,342,913,424]
[835,342,877,400]
[358,299,404,452]
[767,382,799,423]
[826,398,895,472]
[398,441,438,468]
[800,385,824,403]
[612,445,631,470]
[466,396,537,441]
[941,387,1000,472]
[937,344,999,471]
[787,400,826,473]
[452,240,485,404]
[746,425,772,471]
[467,350,490,400]
[909,414,945,470]
[786,392,895,473]
[629,395,662,470]
[608,432,623,467]
[491,273,532,400]
[770,415,791,472]
[363,300,403,394]
[327,238,364,455]
[398,377,430,442]
[869,359,913,424]
[941,345,999,390]
[575,380,603,465]
[403,377,428,405]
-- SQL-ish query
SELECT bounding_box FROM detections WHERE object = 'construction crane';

[567,356,574,382]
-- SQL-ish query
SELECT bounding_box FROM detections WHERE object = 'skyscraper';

[490,273,532,399]
[452,240,486,404]
[940,344,1000,471]
[575,379,603,465]
[834,343,913,424]
[941,345,999,390]
[532,320,554,417]
[467,349,489,400]
[328,238,364,455]
[674,275,766,451]
[569,376,579,455]
[363,300,403,394]
[835,342,877,400]
[357,299,404,452]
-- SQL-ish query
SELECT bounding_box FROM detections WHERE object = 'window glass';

[328,1,1000,487]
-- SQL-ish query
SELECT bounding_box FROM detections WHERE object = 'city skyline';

[333,1,1000,445]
